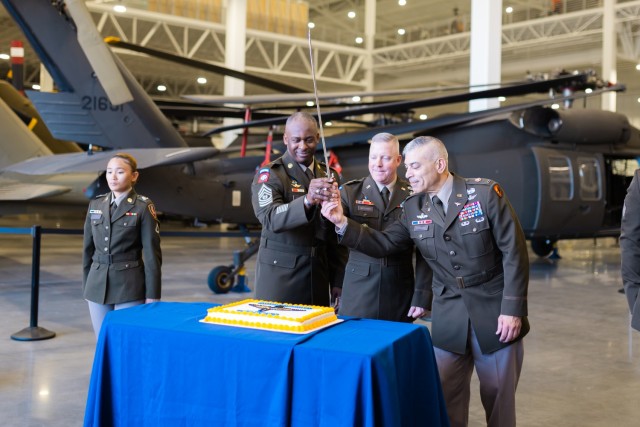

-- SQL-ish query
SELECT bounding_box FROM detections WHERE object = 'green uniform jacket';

[251,151,347,306]
[621,169,640,331]
[82,190,162,304]
[341,173,530,354]
[340,176,432,322]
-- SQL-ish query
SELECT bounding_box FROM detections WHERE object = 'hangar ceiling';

[0,0,639,125]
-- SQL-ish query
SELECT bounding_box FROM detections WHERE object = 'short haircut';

[286,111,318,130]
[370,132,400,155]
[111,152,138,172]
[402,136,448,163]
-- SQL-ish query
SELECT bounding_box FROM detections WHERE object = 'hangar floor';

[1,218,639,427]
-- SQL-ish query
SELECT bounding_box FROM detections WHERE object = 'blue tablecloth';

[84,302,448,427]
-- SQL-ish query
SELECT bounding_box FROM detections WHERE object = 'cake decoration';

[200,299,341,334]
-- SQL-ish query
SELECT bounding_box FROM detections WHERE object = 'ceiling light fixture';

[355,37,363,44]
[197,77,207,84]
[398,28,406,35]
[399,0,407,6]
[352,96,361,102]
[505,6,513,14]
[0,53,9,60]
[308,22,315,29]
[419,114,428,120]
[157,85,167,92]
[113,5,127,13]
[347,11,356,19]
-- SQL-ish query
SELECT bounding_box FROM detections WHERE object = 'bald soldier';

[322,136,529,427]
[251,112,347,306]
[339,132,431,322]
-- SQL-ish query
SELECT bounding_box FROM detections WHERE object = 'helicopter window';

[548,156,573,201]
[578,158,601,201]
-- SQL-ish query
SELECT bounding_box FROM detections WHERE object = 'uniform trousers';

[87,299,144,338]
[434,324,524,427]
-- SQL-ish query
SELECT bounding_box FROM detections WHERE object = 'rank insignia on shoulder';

[493,184,504,198]
[258,168,270,183]
[138,195,148,201]
[258,184,273,207]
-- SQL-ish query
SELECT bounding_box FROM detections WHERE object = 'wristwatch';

[303,195,312,208]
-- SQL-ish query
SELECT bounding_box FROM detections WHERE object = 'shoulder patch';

[257,168,270,183]
[493,183,504,198]
[148,203,158,220]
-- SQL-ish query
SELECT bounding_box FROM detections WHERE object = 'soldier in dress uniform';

[621,168,640,332]
[251,112,347,306]
[339,132,431,322]
[82,153,162,337]
[322,136,529,427]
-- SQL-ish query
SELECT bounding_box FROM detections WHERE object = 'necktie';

[432,195,445,219]
[110,202,117,217]
[305,167,314,182]
[381,187,390,209]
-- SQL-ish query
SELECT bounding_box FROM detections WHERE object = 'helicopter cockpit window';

[578,158,601,201]
[548,156,573,201]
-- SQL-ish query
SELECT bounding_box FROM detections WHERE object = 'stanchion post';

[11,225,56,341]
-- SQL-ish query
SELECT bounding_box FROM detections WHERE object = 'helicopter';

[2,0,639,293]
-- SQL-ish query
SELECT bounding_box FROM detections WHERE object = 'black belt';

[449,263,504,289]
[93,251,141,265]
[262,237,324,257]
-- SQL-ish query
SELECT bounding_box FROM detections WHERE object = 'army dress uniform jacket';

[340,176,432,322]
[341,173,530,354]
[251,151,347,306]
[82,190,162,305]
[621,169,640,331]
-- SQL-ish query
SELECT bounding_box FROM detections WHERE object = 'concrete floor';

[1,216,639,426]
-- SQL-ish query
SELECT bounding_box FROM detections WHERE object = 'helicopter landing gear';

[531,238,558,258]
[207,266,235,294]
[207,225,259,294]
